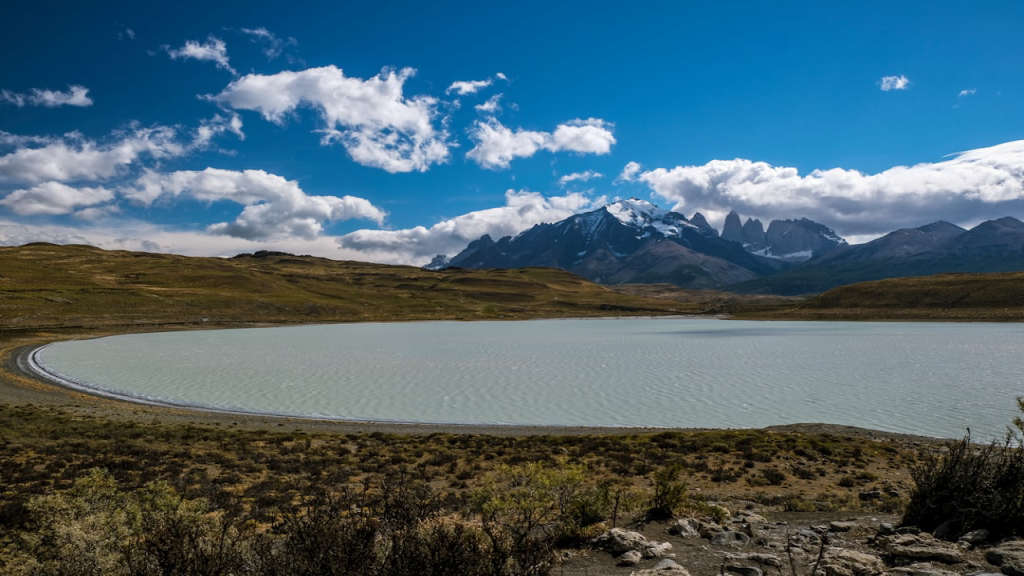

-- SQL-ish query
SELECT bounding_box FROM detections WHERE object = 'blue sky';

[2,0,1023,263]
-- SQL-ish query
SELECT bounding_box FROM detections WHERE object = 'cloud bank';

[629,140,1024,235]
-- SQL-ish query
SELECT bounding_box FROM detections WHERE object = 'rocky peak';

[721,211,744,243]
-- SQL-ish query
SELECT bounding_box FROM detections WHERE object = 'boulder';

[878,533,963,564]
[986,540,1024,576]
[617,550,642,566]
[592,528,673,559]
[710,530,751,547]
[630,558,691,576]
[829,521,859,532]
[820,547,886,576]
[667,518,701,537]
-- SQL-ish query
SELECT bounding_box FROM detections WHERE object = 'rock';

[986,540,1024,576]
[725,565,762,576]
[878,522,897,536]
[829,521,859,532]
[820,548,886,576]
[710,531,751,547]
[959,529,990,546]
[888,562,959,576]
[726,552,782,568]
[667,518,701,537]
[734,510,769,525]
[698,521,725,538]
[592,528,672,558]
[617,550,642,566]
[630,558,691,576]
[859,489,883,501]
[878,534,963,564]
[897,526,922,535]
[593,528,647,556]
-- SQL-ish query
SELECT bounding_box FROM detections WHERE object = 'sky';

[2,0,1023,264]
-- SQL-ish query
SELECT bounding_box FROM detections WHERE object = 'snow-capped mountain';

[447,199,783,288]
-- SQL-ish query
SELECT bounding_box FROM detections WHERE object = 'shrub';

[643,463,687,521]
[902,399,1024,539]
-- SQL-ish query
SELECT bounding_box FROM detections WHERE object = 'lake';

[31,318,1024,439]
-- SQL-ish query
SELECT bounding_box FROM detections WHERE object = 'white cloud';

[958,88,976,97]
[559,170,603,185]
[467,117,615,169]
[240,27,296,60]
[447,78,492,95]
[495,72,507,81]
[880,75,910,91]
[167,36,236,75]
[338,189,598,264]
[124,168,386,240]
[1,85,93,107]
[475,93,502,114]
[0,126,186,185]
[211,66,450,173]
[0,182,114,215]
[618,161,642,182]
[632,139,1024,236]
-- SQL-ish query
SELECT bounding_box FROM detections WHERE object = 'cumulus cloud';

[0,182,114,215]
[467,117,615,169]
[167,36,236,75]
[475,94,502,114]
[338,189,598,264]
[124,168,386,240]
[880,75,910,91]
[0,126,186,185]
[1,85,93,107]
[210,66,450,173]
[958,88,976,97]
[631,139,1024,236]
[239,27,296,60]
[559,170,603,185]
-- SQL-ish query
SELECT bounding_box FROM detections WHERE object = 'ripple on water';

[36,318,1024,439]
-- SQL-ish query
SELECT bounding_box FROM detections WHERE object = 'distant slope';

[0,244,692,330]
[731,217,1024,295]
[742,271,1024,321]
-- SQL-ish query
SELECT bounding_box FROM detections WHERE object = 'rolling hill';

[0,243,693,331]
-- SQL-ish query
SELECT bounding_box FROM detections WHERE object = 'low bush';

[902,398,1024,539]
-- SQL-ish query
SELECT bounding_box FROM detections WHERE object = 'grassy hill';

[742,271,1024,320]
[0,243,695,332]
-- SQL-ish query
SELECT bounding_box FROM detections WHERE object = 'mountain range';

[435,199,1024,295]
